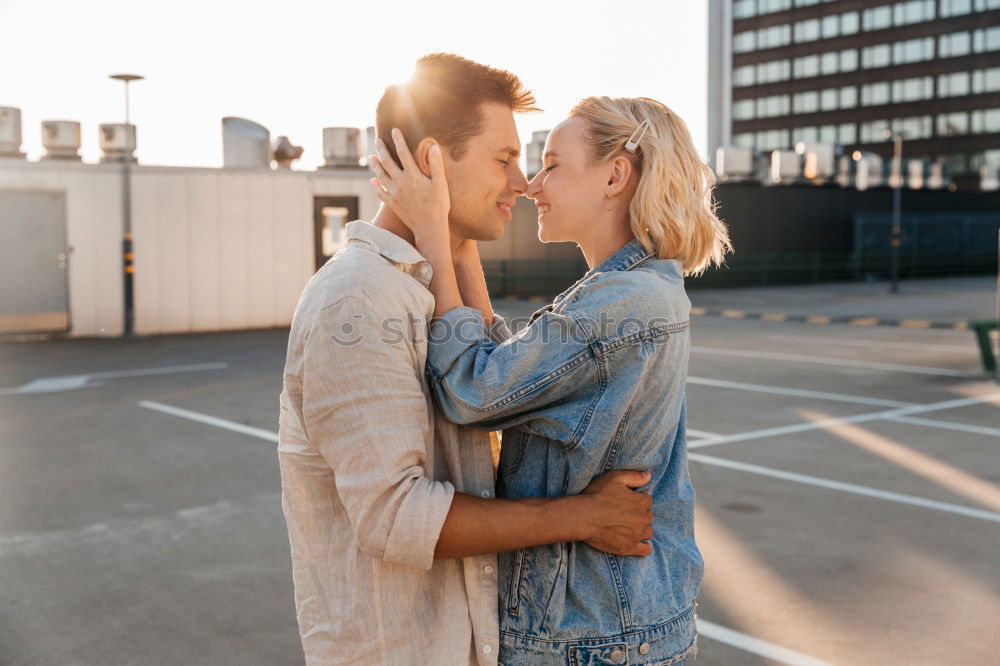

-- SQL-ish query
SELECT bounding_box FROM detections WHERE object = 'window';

[973,67,1000,93]
[756,59,791,83]
[840,86,858,108]
[821,15,840,39]
[861,81,891,106]
[794,0,820,6]
[759,24,792,49]
[938,112,970,135]
[795,18,821,42]
[839,123,857,144]
[974,0,1000,10]
[733,100,756,121]
[734,0,757,19]
[794,91,820,113]
[863,44,892,68]
[755,129,789,150]
[733,65,756,87]
[939,71,971,96]
[841,12,860,35]
[892,76,933,102]
[894,0,936,26]
[757,94,791,117]
[972,108,1000,133]
[759,0,792,13]
[860,119,890,143]
[892,116,933,139]
[840,49,859,71]
[734,31,756,53]
[794,54,820,78]
[974,27,1000,53]
[940,0,972,16]
[821,51,839,75]
[893,37,935,64]
[733,133,755,149]
[792,126,820,144]
[863,5,892,30]
[940,32,972,57]
[819,125,838,143]
[820,89,838,111]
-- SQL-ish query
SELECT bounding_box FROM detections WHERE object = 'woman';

[370,96,731,665]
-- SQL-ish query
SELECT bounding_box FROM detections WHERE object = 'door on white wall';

[313,196,359,271]
[0,190,70,334]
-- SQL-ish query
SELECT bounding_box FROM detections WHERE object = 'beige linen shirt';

[278,220,507,666]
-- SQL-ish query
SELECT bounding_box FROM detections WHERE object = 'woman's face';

[526,116,609,244]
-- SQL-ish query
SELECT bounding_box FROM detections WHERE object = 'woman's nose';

[525,170,543,198]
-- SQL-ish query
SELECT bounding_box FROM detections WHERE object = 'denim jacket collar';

[589,237,656,276]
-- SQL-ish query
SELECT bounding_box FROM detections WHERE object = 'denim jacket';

[426,238,702,666]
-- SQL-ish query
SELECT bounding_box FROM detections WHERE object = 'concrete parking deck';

[1,292,997,665]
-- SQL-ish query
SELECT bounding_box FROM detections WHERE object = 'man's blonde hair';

[569,96,732,276]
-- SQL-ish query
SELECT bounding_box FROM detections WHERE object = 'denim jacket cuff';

[427,306,491,380]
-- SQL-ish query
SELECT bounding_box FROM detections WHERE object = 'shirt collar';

[346,220,433,287]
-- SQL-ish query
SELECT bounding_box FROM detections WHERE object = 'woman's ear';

[607,155,634,197]
[414,137,438,178]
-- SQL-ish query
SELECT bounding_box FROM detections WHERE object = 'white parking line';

[688,392,1000,449]
[691,346,966,377]
[765,333,979,355]
[688,376,914,408]
[138,400,278,443]
[697,619,834,666]
[0,363,228,395]
[689,453,1000,524]
[887,415,1000,439]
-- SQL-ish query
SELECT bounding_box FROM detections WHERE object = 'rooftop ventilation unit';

[222,117,271,169]
[322,127,363,168]
[0,107,25,158]
[41,120,82,161]
[272,136,304,169]
[99,123,137,163]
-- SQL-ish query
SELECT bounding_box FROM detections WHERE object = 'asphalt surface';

[1,292,998,665]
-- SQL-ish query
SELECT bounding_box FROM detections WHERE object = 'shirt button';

[480,490,491,498]
[483,645,493,654]
[610,648,625,663]
[639,642,651,655]
[484,564,495,574]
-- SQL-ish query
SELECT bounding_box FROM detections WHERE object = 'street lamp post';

[885,128,904,294]
[110,73,143,336]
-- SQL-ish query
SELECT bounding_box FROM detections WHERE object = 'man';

[278,53,653,666]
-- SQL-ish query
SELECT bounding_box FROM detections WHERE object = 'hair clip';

[624,119,650,153]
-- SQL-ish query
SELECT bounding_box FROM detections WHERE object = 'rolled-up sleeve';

[425,305,599,441]
[302,296,454,570]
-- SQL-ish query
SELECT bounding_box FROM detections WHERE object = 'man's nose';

[509,164,529,196]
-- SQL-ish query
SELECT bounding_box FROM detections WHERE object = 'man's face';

[443,102,528,241]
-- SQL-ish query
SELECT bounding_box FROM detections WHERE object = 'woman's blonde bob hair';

[569,96,732,276]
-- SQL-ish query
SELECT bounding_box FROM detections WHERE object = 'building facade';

[708,0,1000,188]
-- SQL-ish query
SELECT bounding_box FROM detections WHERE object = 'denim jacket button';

[610,647,625,663]
[639,642,651,655]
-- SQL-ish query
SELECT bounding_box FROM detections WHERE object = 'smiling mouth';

[496,203,512,217]
[537,204,551,214]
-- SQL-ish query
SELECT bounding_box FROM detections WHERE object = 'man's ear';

[607,155,634,197]
[414,137,439,178]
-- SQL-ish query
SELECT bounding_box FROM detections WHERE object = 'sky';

[0,0,709,171]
